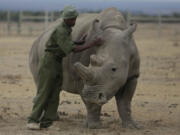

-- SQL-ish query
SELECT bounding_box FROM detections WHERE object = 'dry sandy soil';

[0,23,180,135]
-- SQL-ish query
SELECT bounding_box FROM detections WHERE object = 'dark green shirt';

[45,21,75,56]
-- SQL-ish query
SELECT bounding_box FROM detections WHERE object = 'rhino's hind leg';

[82,100,102,129]
[115,76,140,129]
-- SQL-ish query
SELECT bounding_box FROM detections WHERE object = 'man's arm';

[73,34,87,45]
[72,37,103,53]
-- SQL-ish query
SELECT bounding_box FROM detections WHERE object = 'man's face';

[64,17,77,27]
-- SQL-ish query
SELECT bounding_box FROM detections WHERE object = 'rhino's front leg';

[83,100,102,129]
[115,77,140,129]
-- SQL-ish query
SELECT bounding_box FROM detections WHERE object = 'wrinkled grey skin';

[29,7,140,129]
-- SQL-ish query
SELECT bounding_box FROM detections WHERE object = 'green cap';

[62,6,79,19]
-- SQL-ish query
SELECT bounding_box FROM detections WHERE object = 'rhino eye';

[112,68,117,72]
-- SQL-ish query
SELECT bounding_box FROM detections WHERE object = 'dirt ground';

[0,23,180,135]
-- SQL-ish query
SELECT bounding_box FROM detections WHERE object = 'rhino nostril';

[98,93,103,100]
[112,68,116,72]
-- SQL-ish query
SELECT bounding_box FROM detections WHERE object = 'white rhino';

[29,7,140,129]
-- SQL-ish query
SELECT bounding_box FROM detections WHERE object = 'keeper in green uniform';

[27,6,103,130]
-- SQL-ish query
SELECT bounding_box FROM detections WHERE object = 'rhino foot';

[122,120,142,129]
[84,120,102,129]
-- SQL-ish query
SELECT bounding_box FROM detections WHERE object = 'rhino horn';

[90,55,103,66]
[74,62,94,81]
[124,23,137,37]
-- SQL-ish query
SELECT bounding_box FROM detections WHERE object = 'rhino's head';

[74,19,137,105]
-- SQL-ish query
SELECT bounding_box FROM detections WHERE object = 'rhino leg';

[82,98,102,129]
[115,77,140,129]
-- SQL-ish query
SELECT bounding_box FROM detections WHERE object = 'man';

[27,6,103,130]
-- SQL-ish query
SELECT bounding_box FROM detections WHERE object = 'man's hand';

[92,36,104,46]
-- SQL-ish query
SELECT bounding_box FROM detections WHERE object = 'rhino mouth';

[82,85,107,105]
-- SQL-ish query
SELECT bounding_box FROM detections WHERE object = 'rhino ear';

[92,19,103,34]
[124,23,137,37]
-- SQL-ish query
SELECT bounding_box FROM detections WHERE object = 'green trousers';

[28,52,63,127]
